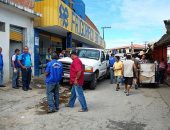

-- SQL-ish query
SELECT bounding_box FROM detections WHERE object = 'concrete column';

[34,28,40,76]
[0,23,10,83]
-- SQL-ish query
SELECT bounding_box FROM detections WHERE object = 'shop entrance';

[39,34,63,74]
[9,25,23,78]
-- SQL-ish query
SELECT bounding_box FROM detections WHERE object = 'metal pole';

[103,28,105,40]
[101,26,111,40]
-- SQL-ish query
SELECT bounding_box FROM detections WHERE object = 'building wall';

[62,0,85,20]
[0,7,34,83]
[153,46,167,62]
[86,16,99,33]
[34,0,105,49]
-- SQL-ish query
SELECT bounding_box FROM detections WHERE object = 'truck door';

[99,51,107,77]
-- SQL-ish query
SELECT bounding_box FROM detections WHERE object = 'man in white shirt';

[122,54,136,96]
[12,49,20,89]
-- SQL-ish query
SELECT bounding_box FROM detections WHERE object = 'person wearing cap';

[139,54,148,64]
[12,49,21,89]
[45,53,63,113]
[0,47,6,87]
[122,54,137,96]
[66,51,88,112]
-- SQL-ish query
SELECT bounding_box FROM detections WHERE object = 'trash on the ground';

[35,87,71,114]
[21,116,25,119]
[32,75,46,89]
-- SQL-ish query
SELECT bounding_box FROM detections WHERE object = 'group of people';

[46,48,70,63]
[0,46,32,91]
[1,45,167,113]
[45,51,88,113]
[109,54,136,96]
[109,53,167,96]
[1,46,88,113]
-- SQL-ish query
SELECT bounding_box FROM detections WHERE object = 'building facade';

[0,0,40,83]
[34,0,105,76]
[110,44,145,54]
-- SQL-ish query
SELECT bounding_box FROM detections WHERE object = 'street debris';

[35,86,71,114]
[32,75,46,89]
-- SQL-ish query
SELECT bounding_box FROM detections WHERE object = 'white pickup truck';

[58,48,109,89]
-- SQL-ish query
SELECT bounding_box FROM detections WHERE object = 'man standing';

[122,54,136,96]
[109,54,116,84]
[66,51,88,112]
[12,49,20,89]
[159,58,167,84]
[45,53,63,113]
[0,47,6,87]
[46,48,52,63]
[132,54,139,89]
[113,56,123,91]
[18,46,32,91]
[59,50,65,59]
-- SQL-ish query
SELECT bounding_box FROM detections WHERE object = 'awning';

[155,34,170,47]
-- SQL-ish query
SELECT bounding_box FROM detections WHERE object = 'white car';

[58,48,109,89]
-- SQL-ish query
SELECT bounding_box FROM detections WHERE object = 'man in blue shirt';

[45,53,63,113]
[0,47,6,87]
[18,46,32,91]
[109,53,116,84]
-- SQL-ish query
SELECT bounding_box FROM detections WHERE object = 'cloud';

[111,0,170,30]
[83,0,169,49]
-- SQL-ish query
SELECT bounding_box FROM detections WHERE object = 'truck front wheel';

[89,73,97,90]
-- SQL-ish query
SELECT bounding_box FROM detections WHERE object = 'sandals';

[78,109,88,112]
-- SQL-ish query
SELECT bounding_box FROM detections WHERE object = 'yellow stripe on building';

[34,0,105,48]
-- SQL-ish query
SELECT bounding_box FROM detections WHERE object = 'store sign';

[35,0,105,48]
[58,1,105,48]
[59,4,69,28]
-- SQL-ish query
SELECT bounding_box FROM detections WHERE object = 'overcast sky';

[83,0,170,49]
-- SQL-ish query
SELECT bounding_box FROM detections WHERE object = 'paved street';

[0,80,170,130]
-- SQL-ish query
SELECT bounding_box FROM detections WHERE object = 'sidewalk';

[157,84,170,109]
[165,78,170,86]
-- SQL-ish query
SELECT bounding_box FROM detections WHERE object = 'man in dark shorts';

[122,54,136,96]
[132,54,139,89]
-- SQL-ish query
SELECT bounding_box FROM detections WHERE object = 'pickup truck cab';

[58,48,109,89]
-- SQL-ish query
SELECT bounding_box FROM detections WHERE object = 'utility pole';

[144,41,148,51]
[131,42,134,53]
[101,26,111,40]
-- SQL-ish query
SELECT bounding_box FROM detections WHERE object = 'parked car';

[58,48,109,89]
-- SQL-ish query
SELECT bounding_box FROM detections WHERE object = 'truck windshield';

[77,49,100,60]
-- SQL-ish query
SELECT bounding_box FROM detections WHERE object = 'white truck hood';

[58,57,98,66]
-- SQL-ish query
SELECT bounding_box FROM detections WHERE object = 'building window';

[0,22,5,32]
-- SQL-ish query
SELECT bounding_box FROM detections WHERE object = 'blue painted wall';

[73,0,85,20]
[63,0,86,20]
[63,0,70,5]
